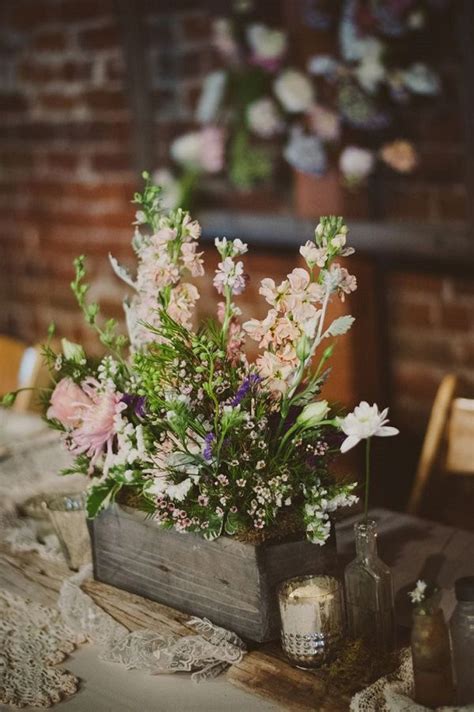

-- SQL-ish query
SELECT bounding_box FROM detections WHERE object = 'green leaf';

[224,511,242,536]
[86,481,117,518]
[327,315,355,337]
[1,392,16,407]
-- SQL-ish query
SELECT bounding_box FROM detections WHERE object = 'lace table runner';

[351,648,474,712]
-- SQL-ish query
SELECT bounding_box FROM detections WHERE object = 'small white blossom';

[340,402,399,453]
[409,580,427,604]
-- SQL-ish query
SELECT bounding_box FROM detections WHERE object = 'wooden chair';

[407,374,474,516]
[0,335,50,413]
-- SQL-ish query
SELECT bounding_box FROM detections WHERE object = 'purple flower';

[121,393,147,419]
[203,432,215,462]
[231,374,261,407]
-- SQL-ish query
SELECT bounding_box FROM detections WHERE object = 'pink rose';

[47,378,92,429]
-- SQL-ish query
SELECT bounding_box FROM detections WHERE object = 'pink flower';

[308,104,340,142]
[213,257,246,296]
[287,268,310,294]
[47,378,92,429]
[199,126,225,173]
[167,283,200,329]
[70,379,126,471]
[181,242,204,277]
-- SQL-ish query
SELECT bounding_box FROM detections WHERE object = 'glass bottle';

[411,607,455,708]
[344,519,395,652]
[450,576,474,704]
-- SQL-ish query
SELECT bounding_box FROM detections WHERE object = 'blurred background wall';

[0,0,473,507]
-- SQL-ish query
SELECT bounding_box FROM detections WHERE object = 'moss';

[319,639,400,696]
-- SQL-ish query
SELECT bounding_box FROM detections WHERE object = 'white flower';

[152,168,181,210]
[215,237,248,258]
[170,131,202,167]
[247,24,287,64]
[340,402,399,453]
[339,146,374,183]
[297,401,329,427]
[355,48,386,94]
[247,97,284,138]
[166,477,193,502]
[299,240,327,268]
[61,338,86,363]
[274,69,314,113]
[195,70,226,124]
[402,63,441,96]
[409,580,427,604]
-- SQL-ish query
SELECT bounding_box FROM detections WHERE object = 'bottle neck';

[354,520,378,561]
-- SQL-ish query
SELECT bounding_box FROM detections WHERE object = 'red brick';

[78,24,120,50]
[441,304,473,331]
[32,30,67,52]
[391,301,434,328]
[179,12,211,42]
[0,93,28,112]
[388,272,443,297]
[11,1,56,29]
[59,0,114,21]
[39,93,80,111]
[19,60,92,83]
[105,56,125,81]
[435,186,468,221]
[83,89,127,111]
[91,151,132,172]
[43,151,79,171]
[392,363,443,402]
[384,182,433,220]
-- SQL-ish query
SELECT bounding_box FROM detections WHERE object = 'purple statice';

[231,373,261,407]
[121,393,147,419]
[203,432,215,462]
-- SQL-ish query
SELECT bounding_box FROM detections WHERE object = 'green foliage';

[228,128,273,189]
[132,171,163,231]
[70,255,129,358]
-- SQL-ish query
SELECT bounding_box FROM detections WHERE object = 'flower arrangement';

[161,1,447,206]
[4,176,403,544]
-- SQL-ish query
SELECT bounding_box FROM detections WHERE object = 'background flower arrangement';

[161,0,448,208]
[5,175,373,544]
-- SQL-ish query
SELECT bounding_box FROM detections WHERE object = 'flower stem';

[364,437,371,524]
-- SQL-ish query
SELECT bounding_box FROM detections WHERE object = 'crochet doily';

[59,566,247,682]
[0,589,85,708]
[351,648,474,712]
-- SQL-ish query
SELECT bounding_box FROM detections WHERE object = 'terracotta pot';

[293,169,369,220]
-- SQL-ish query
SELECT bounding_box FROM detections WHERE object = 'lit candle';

[278,575,345,669]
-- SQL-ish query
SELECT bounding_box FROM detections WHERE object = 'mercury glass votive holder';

[278,575,345,669]
[45,492,91,570]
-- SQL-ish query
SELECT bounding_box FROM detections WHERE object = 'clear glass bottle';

[411,607,455,708]
[344,519,395,652]
[450,576,474,704]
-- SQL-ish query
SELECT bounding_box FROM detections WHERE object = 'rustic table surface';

[1,506,474,712]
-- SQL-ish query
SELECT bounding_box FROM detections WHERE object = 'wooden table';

[1,508,473,711]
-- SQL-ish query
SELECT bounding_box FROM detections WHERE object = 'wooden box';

[89,504,338,643]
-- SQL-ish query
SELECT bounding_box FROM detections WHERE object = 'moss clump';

[320,639,400,696]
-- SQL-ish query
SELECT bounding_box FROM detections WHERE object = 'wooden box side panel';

[90,505,266,640]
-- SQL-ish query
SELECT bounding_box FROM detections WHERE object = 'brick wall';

[0,0,472,447]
